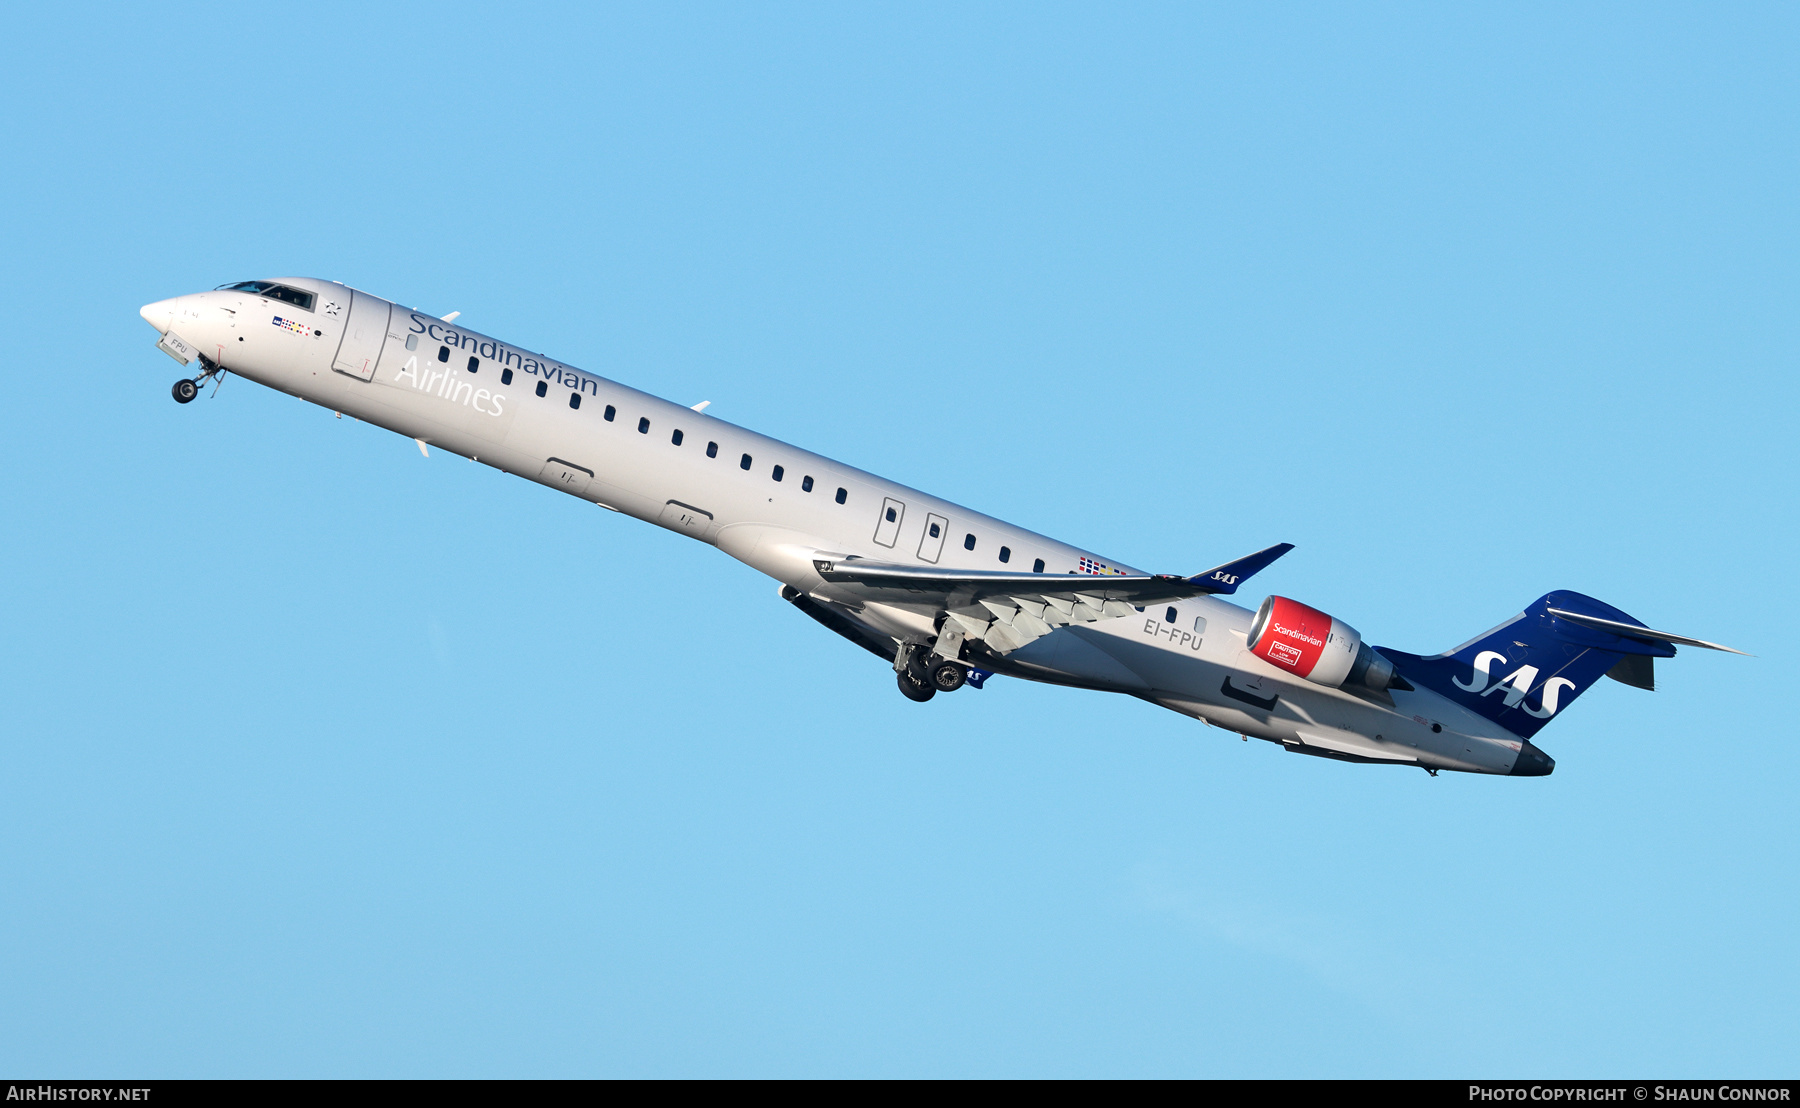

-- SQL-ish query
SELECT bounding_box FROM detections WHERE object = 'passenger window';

[672,429,684,446]
[963,534,976,551]
[999,546,1011,563]
[604,404,615,421]
[569,393,581,410]
[1165,607,1177,623]
[802,476,813,492]
[835,487,847,504]
[467,356,479,374]
[501,368,513,385]
[929,522,940,538]
[1033,558,1045,573]
[638,417,650,434]
[405,334,418,351]
[740,454,752,470]
[534,381,547,397]
[772,465,784,482]
[707,442,718,458]
[437,346,450,363]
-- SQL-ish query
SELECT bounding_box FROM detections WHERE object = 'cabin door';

[331,289,392,381]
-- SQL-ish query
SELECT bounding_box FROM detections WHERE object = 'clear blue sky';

[1,2,1794,1077]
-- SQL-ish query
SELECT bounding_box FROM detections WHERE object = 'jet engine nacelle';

[1246,596,1399,692]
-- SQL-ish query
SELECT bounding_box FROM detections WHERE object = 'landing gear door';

[332,289,392,381]
[873,497,905,547]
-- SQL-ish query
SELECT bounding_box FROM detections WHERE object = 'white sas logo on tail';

[1451,650,1576,718]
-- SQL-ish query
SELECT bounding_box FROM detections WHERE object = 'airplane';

[137,278,1745,778]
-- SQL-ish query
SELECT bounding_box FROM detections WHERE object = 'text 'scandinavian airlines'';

[140,279,1745,777]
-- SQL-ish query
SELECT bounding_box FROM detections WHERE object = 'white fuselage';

[140,278,1534,775]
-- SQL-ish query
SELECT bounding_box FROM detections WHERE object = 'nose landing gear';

[172,357,225,405]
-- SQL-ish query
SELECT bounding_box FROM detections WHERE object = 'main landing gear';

[894,644,968,702]
[172,358,225,405]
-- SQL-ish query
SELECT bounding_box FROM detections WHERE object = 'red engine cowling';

[1246,596,1398,691]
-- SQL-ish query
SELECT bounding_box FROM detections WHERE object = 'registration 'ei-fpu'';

[139,279,1747,777]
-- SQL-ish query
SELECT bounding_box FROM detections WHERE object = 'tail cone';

[1510,741,1555,777]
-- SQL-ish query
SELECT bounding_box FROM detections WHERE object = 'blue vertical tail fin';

[1381,591,1685,740]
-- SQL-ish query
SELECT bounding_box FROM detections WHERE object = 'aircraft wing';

[812,543,1292,654]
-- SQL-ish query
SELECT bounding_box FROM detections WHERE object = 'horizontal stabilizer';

[1544,608,1749,655]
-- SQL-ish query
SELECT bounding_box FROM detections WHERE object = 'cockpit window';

[215,280,316,312]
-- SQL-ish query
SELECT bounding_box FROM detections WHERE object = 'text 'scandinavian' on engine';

[140,279,1746,776]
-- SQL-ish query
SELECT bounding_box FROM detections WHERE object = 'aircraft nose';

[1509,740,1555,777]
[139,298,177,334]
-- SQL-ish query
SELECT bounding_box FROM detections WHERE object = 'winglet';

[1187,543,1294,595]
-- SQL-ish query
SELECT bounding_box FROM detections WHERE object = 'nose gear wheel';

[171,357,227,405]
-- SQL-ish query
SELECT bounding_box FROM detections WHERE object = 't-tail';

[1381,591,1746,743]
